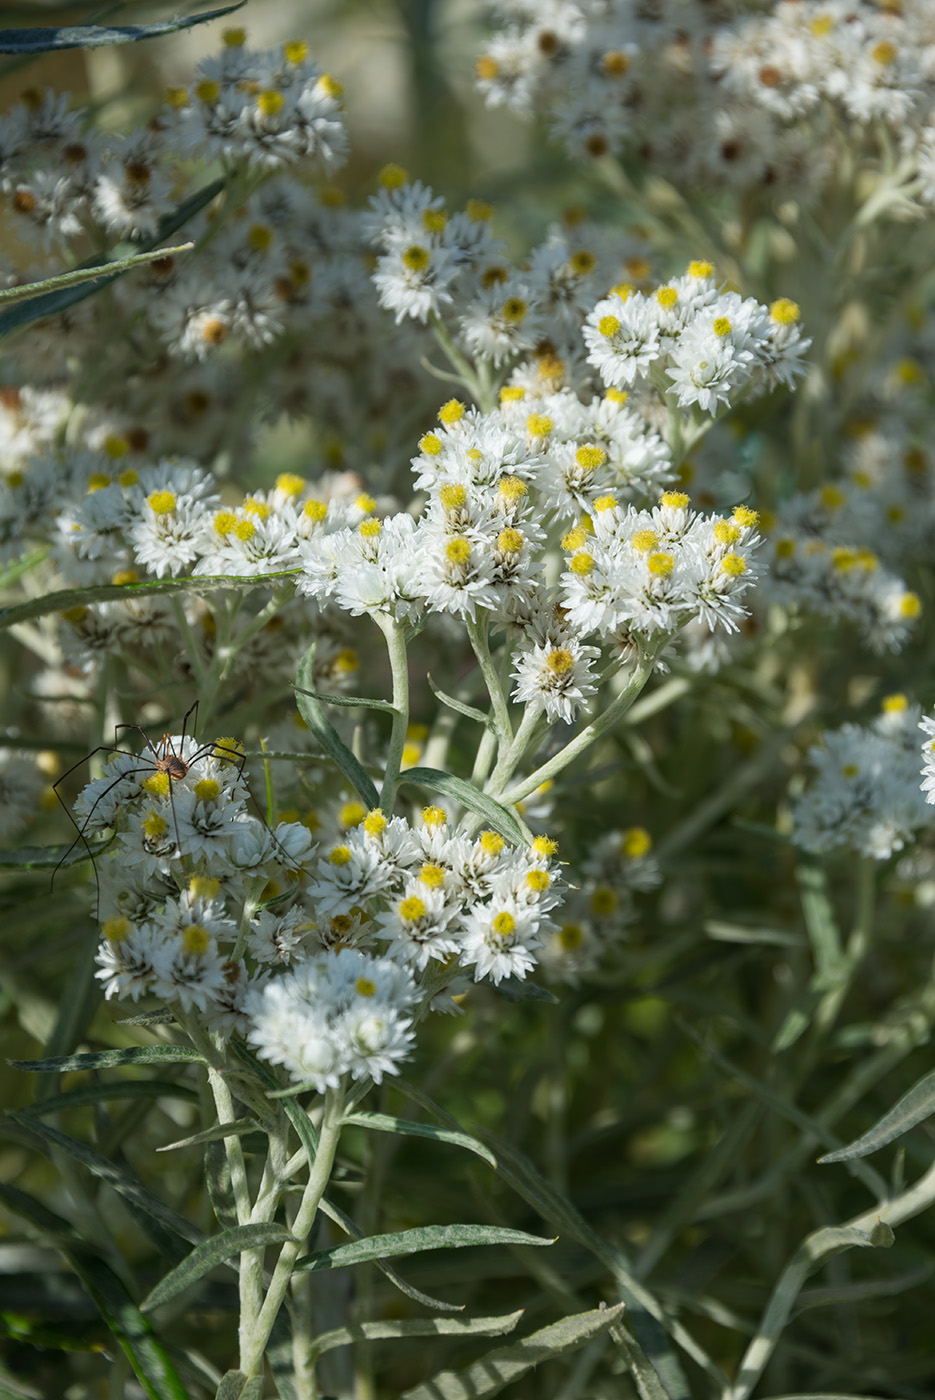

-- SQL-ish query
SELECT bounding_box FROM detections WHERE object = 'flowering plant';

[3,3,935,1398]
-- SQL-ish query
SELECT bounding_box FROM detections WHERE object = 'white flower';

[583,293,661,389]
[461,895,545,984]
[511,636,601,722]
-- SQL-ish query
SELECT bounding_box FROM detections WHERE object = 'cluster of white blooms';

[0,33,346,253]
[761,477,923,654]
[367,169,654,366]
[583,270,809,415]
[246,949,416,1091]
[561,493,762,647]
[76,723,568,1079]
[294,401,764,708]
[476,1,935,203]
[0,431,370,703]
[791,696,933,859]
[167,33,348,173]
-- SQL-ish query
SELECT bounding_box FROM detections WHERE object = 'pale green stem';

[177,1014,261,1362]
[470,725,497,788]
[421,704,459,773]
[430,313,483,401]
[473,354,500,414]
[291,1269,317,1400]
[483,701,543,801]
[466,616,513,761]
[497,646,663,808]
[372,612,410,812]
[240,1086,345,1379]
[169,595,207,687]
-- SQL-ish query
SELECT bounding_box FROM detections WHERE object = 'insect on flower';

[52,700,253,913]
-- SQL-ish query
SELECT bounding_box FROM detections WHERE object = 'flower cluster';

[476,0,935,205]
[584,271,809,414]
[77,723,567,1079]
[791,695,932,859]
[762,474,923,654]
[246,948,416,1091]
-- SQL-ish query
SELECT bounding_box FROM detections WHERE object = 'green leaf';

[476,1130,702,1399]
[818,1066,935,1164]
[294,649,380,809]
[10,1045,202,1073]
[615,1320,674,1400]
[310,1310,525,1360]
[293,686,398,715]
[0,177,226,342]
[426,674,490,727]
[5,1113,204,1254]
[0,568,298,631]
[22,1079,198,1116]
[0,837,112,869]
[729,1225,877,1400]
[205,1139,238,1232]
[215,1374,263,1400]
[297,1224,553,1274]
[492,978,559,1004]
[0,5,245,53]
[0,1183,192,1400]
[397,768,526,845]
[0,243,194,305]
[342,1111,498,1168]
[158,1117,259,1153]
[141,1223,294,1311]
[399,1302,626,1400]
[317,1195,462,1314]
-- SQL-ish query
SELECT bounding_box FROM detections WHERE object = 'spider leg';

[166,774,187,877]
[114,722,160,761]
[180,698,200,748]
[51,759,156,914]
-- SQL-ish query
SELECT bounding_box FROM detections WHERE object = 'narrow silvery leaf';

[397,768,526,845]
[400,1302,626,1400]
[0,5,245,53]
[819,1067,935,1163]
[310,1310,525,1359]
[342,1110,498,1168]
[296,1223,554,1274]
[141,1223,294,1311]
[294,647,380,808]
[10,1046,202,1073]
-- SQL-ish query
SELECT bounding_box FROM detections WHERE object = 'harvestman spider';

[52,700,249,915]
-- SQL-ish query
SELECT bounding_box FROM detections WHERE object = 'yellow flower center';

[621,827,652,858]
[147,490,176,515]
[402,245,430,273]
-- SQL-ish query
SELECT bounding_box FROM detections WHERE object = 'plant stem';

[466,615,513,762]
[240,1085,345,1381]
[373,612,410,812]
[496,645,663,808]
